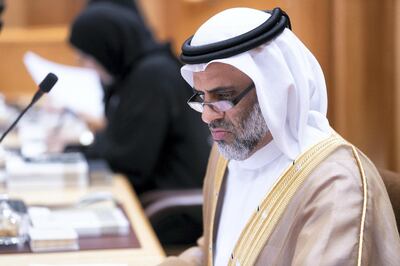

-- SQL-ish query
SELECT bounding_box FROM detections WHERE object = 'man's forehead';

[193,62,249,89]
[202,62,241,74]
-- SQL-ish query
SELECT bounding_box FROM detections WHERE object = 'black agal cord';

[180,7,291,64]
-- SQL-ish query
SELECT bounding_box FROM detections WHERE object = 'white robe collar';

[232,139,282,170]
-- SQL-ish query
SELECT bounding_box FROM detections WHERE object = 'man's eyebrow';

[193,86,235,94]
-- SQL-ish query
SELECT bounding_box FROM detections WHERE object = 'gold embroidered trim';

[208,155,228,266]
[228,135,348,266]
[351,146,367,266]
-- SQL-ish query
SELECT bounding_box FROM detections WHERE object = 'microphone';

[0,72,58,143]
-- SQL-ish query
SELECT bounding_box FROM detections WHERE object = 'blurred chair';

[141,189,203,247]
[141,189,203,216]
[378,168,400,232]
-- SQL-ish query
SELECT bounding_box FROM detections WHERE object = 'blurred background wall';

[0,0,399,172]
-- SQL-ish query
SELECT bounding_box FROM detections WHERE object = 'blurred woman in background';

[69,1,210,197]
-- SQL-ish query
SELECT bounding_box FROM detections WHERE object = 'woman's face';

[76,50,114,86]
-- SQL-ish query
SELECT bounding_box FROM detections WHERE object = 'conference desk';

[0,175,165,266]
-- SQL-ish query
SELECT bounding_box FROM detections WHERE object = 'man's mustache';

[209,119,234,131]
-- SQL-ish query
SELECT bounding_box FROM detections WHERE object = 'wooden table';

[0,175,165,266]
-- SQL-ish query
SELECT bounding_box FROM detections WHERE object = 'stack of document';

[5,152,89,190]
[28,206,130,237]
[29,227,79,252]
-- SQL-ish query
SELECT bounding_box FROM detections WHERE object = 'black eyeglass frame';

[187,82,255,113]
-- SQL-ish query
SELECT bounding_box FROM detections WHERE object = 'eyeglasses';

[187,82,255,113]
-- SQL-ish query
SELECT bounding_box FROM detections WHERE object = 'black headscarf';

[86,0,140,13]
[86,0,150,30]
[0,0,5,31]
[69,2,159,79]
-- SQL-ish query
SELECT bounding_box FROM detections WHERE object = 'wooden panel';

[137,0,169,40]
[2,0,28,27]
[395,0,400,171]
[3,0,85,27]
[0,27,78,100]
[332,0,396,169]
[26,0,85,26]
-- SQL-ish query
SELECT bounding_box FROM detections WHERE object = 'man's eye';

[217,93,233,100]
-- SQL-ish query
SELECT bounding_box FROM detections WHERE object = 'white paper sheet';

[23,51,104,119]
[28,206,129,237]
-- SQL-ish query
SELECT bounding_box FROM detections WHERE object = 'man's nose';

[201,105,224,124]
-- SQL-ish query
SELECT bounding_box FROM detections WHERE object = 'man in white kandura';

[160,7,400,266]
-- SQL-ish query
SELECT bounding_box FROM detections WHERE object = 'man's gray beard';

[210,102,269,161]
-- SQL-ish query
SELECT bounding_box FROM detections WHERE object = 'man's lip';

[210,128,229,133]
[210,128,230,141]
